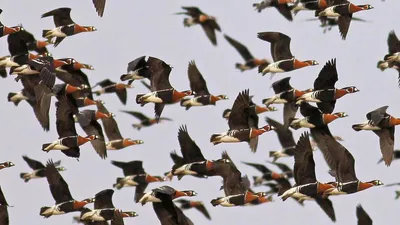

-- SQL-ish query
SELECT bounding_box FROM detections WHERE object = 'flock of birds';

[0,0,399,225]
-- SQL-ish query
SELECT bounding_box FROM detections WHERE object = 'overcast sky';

[1,0,399,224]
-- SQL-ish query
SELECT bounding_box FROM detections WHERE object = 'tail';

[20,173,30,182]
[288,118,300,130]
[258,63,269,74]
[42,143,51,152]
[0,67,7,78]
[120,74,131,81]
[395,191,400,200]
[42,30,51,38]
[40,207,51,217]
[289,4,301,16]
[377,60,388,71]
[113,178,123,190]
[377,158,384,164]
[351,124,363,131]
[183,18,190,27]
[210,134,221,144]
[132,124,142,131]
[266,195,273,202]
[384,53,394,61]
[210,198,222,207]
[136,94,145,104]
[180,98,191,110]
[269,151,277,157]
[93,91,101,96]
[7,92,20,106]
[235,63,245,71]
[252,3,263,13]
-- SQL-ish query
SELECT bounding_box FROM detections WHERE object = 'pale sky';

[1,1,399,224]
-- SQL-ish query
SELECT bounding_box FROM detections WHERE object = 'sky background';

[0,0,399,224]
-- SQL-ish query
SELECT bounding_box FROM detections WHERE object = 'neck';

[293,59,310,69]
[358,182,374,191]
[335,89,348,99]
[349,3,364,13]
[389,116,400,126]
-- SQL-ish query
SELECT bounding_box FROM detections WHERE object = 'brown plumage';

[93,0,106,17]
[0,186,9,225]
[357,204,373,225]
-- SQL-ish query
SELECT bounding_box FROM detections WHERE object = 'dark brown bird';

[266,117,297,161]
[93,79,132,105]
[176,7,221,46]
[223,34,271,72]
[120,110,172,130]
[175,199,211,220]
[93,0,107,17]
[356,204,373,225]
[253,0,295,21]
[20,156,65,183]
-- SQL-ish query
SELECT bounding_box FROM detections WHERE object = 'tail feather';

[180,98,190,108]
[351,124,363,131]
[42,30,51,38]
[20,173,30,182]
[210,198,222,207]
[7,92,20,106]
[40,206,51,217]
[210,134,221,144]
[0,67,6,78]
[258,63,269,74]
[132,124,142,130]
[120,74,131,81]
[235,63,246,71]
[42,143,51,151]
[136,94,145,104]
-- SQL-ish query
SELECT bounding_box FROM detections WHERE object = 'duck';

[166,125,231,180]
[223,34,271,72]
[263,77,313,128]
[357,204,373,225]
[0,185,9,225]
[74,109,113,159]
[42,95,98,158]
[262,178,305,205]
[211,152,265,207]
[96,102,144,150]
[352,106,400,166]
[0,162,14,171]
[296,58,359,113]
[20,155,65,183]
[307,16,367,34]
[316,1,373,39]
[80,189,138,222]
[120,110,172,130]
[175,199,211,220]
[377,150,400,164]
[383,31,400,64]
[223,99,277,120]
[210,89,275,152]
[10,56,66,77]
[151,187,194,225]
[242,161,288,186]
[110,160,165,202]
[15,28,53,55]
[0,9,22,38]
[93,79,132,105]
[290,102,348,130]
[41,7,97,46]
[253,0,295,21]
[180,61,228,110]
[266,117,296,161]
[120,56,151,85]
[176,6,221,46]
[289,0,329,15]
[257,32,318,78]
[279,132,337,222]
[138,185,197,206]
[40,160,94,218]
[93,0,106,17]
[135,57,193,119]
[266,161,294,178]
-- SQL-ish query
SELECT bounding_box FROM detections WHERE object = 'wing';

[115,89,128,105]
[275,4,293,21]
[56,95,78,138]
[315,196,336,222]
[373,128,394,166]
[22,155,45,170]
[338,15,352,40]
[45,160,73,204]
[82,120,107,159]
[266,161,292,173]
[0,186,8,207]
[257,32,292,61]
[283,103,299,128]
[187,61,210,96]
[388,30,400,54]
[221,152,247,196]
[228,89,250,130]
[134,183,148,203]
[242,162,270,174]
[178,125,206,163]
[111,160,144,176]
[154,103,165,120]
[94,189,115,209]
[201,20,221,46]
[266,117,296,149]
[195,203,211,220]
[41,7,74,27]
[299,102,321,117]
[7,31,29,56]
[314,59,338,90]
[170,151,185,166]
[127,56,147,72]
[272,77,293,94]
[224,34,254,61]
[96,102,123,141]
[294,132,317,185]
[357,204,373,225]
[337,147,357,182]
[111,210,125,225]
[93,0,106,17]
[0,187,8,225]
[366,106,388,125]
[95,79,115,88]
[148,57,172,91]
[120,110,149,121]
[182,7,203,17]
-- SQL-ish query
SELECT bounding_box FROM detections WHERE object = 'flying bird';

[120,110,172,130]
[253,0,294,21]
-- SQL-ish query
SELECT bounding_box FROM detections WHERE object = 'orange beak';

[65,84,80,94]
[73,201,88,209]
[255,105,268,114]
[36,40,50,48]
[95,111,110,120]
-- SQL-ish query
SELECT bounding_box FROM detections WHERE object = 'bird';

[20,155,65,183]
[210,89,276,152]
[242,161,288,186]
[135,57,193,119]
[352,106,400,166]
[296,58,359,113]
[0,185,9,225]
[138,185,197,206]
[257,32,318,78]
[120,56,151,85]
[96,102,144,150]
[223,98,277,120]
[110,160,166,202]
[377,31,400,85]
[92,79,132,105]
[253,0,295,21]
[263,77,313,128]
[289,0,330,15]
[176,7,221,46]
[316,0,373,39]
[41,7,97,46]
[266,117,297,161]
[0,9,22,38]
[223,34,271,72]
[92,0,107,17]
[377,150,400,164]
[120,110,172,130]
[40,160,94,218]
[356,204,373,225]
[180,60,228,110]
[79,189,138,222]
[175,199,211,220]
